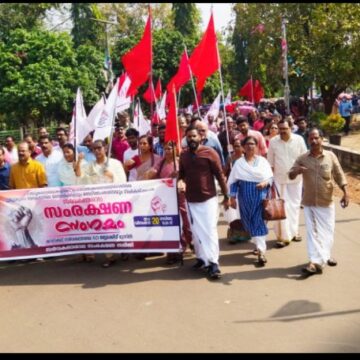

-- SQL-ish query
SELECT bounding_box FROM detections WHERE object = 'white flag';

[224,90,231,105]
[93,77,120,141]
[157,91,167,120]
[185,104,193,115]
[85,96,106,138]
[69,88,88,146]
[116,74,132,113]
[204,92,221,124]
[133,101,151,136]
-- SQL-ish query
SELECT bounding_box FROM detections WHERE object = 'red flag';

[239,79,253,102]
[122,14,152,97]
[239,79,264,104]
[143,78,162,104]
[155,78,162,100]
[143,79,155,103]
[253,80,264,103]
[189,13,219,92]
[165,86,179,145]
[167,51,191,93]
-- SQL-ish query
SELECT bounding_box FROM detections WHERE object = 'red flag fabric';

[165,86,179,145]
[122,15,152,97]
[167,51,191,93]
[143,79,155,103]
[239,79,264,104]
[143,78,161,104]
[189,14,220,92]
[239,79,253,101]
[253,80,264,104]
[155,78,162,100]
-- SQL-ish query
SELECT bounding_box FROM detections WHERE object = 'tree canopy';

[1,2,360,129]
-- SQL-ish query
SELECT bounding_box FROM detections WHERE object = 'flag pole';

[177,87,181,109]
[214,17,231,162]
[149,4,154,121]
[73,91,77,161]
[106,79,118,166]
[184,44,201,119]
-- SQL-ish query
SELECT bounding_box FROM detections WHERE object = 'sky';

[197,3,234,32]
[45,4,235,34]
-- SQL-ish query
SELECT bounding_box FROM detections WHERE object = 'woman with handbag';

[227,136,273,266]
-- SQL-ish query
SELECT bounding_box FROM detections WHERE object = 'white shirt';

[82,157,127,185]
[267,133,307,184]
[36,148,64,187]
[5,147,18,164]
[123,147,139,182]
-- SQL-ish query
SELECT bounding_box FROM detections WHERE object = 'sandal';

[302,263,323,275]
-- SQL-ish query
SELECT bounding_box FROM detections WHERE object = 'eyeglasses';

[92,146,103,151]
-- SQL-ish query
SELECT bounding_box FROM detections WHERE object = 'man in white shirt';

[36,135,64,187]
[4,136,19,164]
[123,128,139,181]
[267,119,307,248]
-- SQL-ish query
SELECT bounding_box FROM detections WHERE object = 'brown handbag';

[262,183,286,221]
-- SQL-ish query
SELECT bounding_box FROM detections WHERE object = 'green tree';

[70,3,103,48]
[0,29,106,129]
[232,3,360,113]
[0,3,57,41]
[172,4,201,40]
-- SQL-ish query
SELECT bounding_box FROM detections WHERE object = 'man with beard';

[178,125,229,280]
[289,128,348,275]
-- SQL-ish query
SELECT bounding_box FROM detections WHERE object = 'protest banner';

[0,179,180,260]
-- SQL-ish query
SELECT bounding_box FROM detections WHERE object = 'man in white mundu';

[178,126,229,280]
[289,128,348,275]
[267,119,307,248]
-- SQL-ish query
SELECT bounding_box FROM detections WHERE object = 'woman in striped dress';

[227,136,273,266]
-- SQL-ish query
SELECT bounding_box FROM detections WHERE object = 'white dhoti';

[187,196,220,266]
[273,181,303,242]
[251,235,267,254]
[304,204,335,266]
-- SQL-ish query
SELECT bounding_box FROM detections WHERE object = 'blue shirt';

[339,100,353,117]
[0,162,11,190]
[77,145,96,162]
[153,142,165,157]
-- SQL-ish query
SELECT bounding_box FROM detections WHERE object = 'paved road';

[0,198,359,353]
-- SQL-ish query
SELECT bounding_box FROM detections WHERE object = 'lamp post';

[282,16,290,114]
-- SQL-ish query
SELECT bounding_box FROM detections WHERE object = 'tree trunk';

[320,84,345,115]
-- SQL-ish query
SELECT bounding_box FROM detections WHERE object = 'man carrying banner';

[78,139,127,267]
[178,125,229,280]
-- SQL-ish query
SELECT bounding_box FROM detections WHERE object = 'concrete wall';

[324,144,360,173]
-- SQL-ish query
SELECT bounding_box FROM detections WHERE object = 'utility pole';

[90,18,117,94]
[282,17,290,114]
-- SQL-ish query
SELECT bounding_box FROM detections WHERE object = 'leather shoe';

[208,263,221,279]
[327,258,338,266]
[192,258,205,270]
